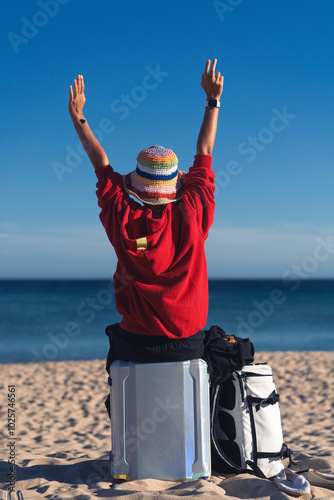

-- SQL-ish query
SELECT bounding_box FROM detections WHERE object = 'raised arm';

[68,75,109,169]
[196,59,224,156]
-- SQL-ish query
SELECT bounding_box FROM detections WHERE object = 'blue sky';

[1,0,334,278]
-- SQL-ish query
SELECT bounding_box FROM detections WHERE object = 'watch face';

[207,99,219,107]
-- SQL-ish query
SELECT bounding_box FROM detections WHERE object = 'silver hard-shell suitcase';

[109,359,211,481]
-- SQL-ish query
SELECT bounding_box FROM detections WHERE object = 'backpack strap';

[245,461,268,479]
[211,383,245,474]
[247,391,280,412]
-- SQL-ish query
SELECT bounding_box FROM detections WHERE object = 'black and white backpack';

[211,363,291,478]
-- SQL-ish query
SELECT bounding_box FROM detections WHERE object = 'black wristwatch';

[206,99,220,108]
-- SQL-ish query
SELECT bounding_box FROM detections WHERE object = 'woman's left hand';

[68,74,86,118]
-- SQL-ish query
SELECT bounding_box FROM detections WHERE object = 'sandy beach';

[1,351,334,499]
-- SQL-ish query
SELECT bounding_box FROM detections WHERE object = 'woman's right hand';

[201,59,224,100]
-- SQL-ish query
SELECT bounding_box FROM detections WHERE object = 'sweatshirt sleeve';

[95,165,127,246]
[182,154,215,238]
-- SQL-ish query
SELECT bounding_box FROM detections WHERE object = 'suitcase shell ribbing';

[109,359,211,481]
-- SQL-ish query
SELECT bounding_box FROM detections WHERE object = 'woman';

[68,59,224,414]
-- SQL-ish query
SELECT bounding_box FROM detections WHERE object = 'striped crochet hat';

[124,145,184,205]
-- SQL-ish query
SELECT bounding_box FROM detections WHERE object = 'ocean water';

[0,279,333,364]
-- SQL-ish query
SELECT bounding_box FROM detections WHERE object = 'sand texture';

[1,352,334,499]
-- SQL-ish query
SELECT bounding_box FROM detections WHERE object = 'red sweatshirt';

[95,154,215,339]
